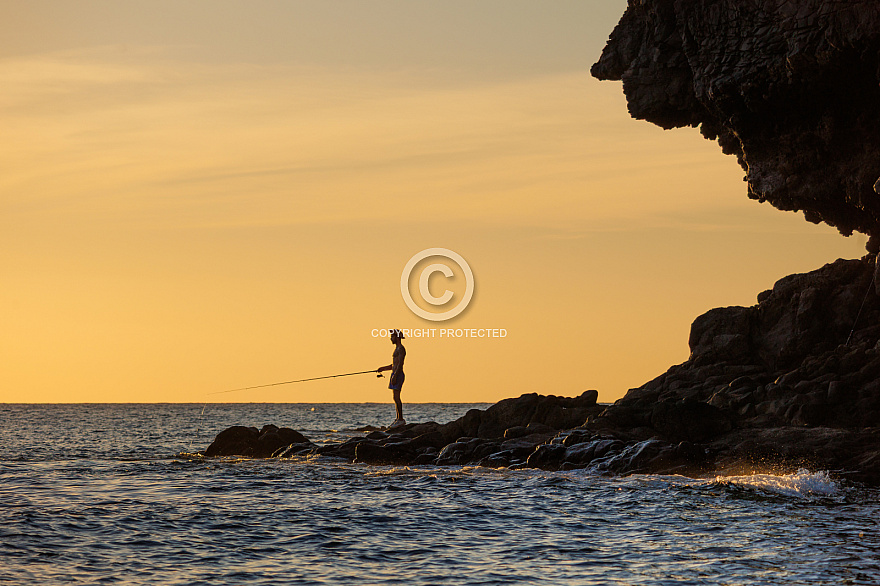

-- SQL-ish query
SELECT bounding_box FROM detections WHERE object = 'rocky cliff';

[592,0,880,242]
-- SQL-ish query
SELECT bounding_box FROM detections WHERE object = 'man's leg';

[393,388,403,421]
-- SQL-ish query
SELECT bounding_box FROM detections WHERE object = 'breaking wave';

[709,468,840,498]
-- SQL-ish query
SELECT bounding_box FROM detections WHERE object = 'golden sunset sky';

[1,1,866,404]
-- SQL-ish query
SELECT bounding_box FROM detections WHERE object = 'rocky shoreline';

[204,256,880,486]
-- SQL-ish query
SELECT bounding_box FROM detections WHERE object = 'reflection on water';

[1,404,879,585]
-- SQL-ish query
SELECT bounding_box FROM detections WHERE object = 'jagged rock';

[603,258,880,429]
[688,307,752,364]
[592,0,880,238]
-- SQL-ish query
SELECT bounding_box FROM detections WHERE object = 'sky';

[0,1,867,404]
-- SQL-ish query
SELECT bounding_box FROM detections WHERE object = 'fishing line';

[188,402,209,453]
[207,369,382,396]
[189,369,383,452]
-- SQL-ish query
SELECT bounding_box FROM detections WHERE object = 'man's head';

[390,329,405,343]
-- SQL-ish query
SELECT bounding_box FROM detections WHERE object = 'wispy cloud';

[1,47,748,235]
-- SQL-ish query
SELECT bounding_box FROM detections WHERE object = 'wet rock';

[563,442,600,466]
[315,437,366,460]
[593,440,666,475]
[643,441,709,476]
[204,426,258,457]
[436,438,481,466]
[353,425,383,432]
[471,441,502,462]
[277,444,313,458]
[478,451,513,469]
[354,441,415,466]
[525,444,567,470]
[204,425,313,458]
[591,439,624,461]
[673,441,706,464]
[411,449,439,466]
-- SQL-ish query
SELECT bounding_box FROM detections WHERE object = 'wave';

[708,468,840,499]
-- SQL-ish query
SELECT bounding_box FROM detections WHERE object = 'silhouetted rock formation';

[609,257,880,431]
[591,0,880,239]
[590,255,880,484]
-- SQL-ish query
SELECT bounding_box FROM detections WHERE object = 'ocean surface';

[2,403,879,585]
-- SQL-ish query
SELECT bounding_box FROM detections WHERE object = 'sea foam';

[711,468,839,498]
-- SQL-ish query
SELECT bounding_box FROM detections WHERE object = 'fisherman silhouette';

[377,329,406,428]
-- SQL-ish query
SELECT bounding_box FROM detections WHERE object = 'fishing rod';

[207,369,384,396]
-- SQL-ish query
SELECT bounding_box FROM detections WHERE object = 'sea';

[1,403,879,585]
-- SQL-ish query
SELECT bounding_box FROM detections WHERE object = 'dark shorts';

[389,371,405,391]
